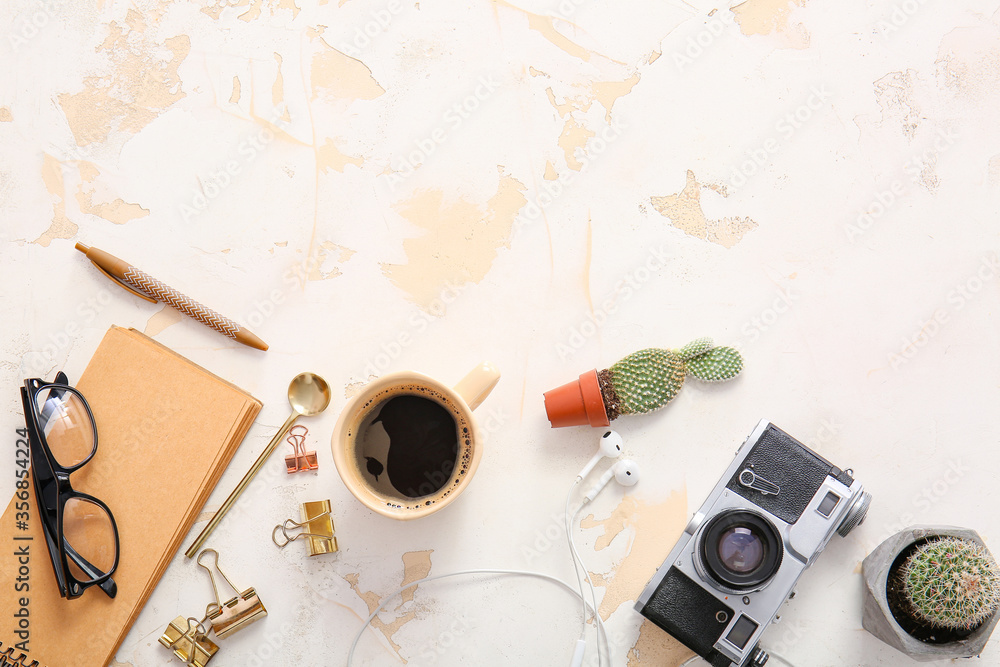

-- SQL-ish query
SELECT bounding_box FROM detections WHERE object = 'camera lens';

[718,526,765,574]
[699,510,783,592]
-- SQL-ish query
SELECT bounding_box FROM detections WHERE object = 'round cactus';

[599,339,743,420]
[901,537,1000,631]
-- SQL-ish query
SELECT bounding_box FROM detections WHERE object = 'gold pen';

[76,243,268,351]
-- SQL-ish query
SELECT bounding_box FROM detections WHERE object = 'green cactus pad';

[608,348,685,416]
[902,537,1000,631]
[597,340,744,419]
[685,346,744,382]
[677,337,715,361]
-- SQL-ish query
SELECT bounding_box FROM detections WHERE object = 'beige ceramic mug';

[331,362,500,520]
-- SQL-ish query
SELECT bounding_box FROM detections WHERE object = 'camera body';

[635,420,871,667]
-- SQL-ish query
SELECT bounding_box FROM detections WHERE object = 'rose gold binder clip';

[272,499,338,556]
[284,424,318,473]
[158,607,219,667]
[197,549,267,639]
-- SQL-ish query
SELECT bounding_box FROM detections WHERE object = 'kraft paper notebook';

[1,326,262,667]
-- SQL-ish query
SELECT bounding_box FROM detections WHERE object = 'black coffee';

[364,395,458,498]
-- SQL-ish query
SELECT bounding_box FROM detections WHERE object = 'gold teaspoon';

[184,373,332,557]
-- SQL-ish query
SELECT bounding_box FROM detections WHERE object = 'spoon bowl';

[289,372,331,417]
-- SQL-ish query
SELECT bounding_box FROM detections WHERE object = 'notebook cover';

[1,326,262,667]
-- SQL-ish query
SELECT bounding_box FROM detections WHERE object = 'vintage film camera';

[635,420,872,666]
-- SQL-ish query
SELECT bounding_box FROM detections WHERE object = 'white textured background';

[3,0,1000,665]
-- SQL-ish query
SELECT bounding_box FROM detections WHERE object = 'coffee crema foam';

[346,383,473,512]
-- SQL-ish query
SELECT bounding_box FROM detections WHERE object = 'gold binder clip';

[158,609,218,667]
[284,424,318,473]
[272,499,338,556]
[197,549,267,639]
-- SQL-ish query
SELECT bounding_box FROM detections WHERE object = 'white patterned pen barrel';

[75,243,268,351]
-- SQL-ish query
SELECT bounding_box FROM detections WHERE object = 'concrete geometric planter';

[862,525,1000,661]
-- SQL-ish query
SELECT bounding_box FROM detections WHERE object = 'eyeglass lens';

[33,386,116,582]
[34,387,95,468]
[63,497,117,581]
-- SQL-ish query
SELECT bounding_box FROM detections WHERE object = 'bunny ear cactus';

[598,338,743,420]
[543,337,744,427]
[901,537,1000,631]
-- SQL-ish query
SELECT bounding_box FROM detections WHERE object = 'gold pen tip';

[75,243,90,253]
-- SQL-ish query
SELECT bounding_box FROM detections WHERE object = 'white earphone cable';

[346,428,800,667]
[566,481,605,667]
[566,481,588,629]
[567,492,606,667]
[346,568,608,666]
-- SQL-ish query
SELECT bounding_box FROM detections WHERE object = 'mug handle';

[452,362,500,411]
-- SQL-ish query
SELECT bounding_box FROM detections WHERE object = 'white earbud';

[577,430,623,480]
[584,459,639,503]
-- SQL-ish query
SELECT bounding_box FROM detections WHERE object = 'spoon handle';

[185,411,299,557]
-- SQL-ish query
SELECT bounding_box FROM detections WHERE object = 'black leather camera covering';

[639,566,736,667]
[725,424,845,524]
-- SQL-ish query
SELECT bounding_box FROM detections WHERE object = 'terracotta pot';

[542,369,610,428]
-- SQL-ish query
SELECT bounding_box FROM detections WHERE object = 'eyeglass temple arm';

[64,541,117,598]
[22,378,115,599]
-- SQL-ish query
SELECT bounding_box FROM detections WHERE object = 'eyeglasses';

[21,373,119,599]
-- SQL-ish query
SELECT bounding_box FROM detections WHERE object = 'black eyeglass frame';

[20,373,119,600]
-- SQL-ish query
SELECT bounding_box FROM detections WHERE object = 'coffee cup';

[331,362,500,520]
